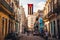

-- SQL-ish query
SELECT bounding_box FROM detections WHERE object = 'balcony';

[43,14,49,21]
[53,1,60,14]
[53,7,60,14]
[0,0,13,13]
[48,10,52,17]
[14,0,19,6]
[43,10,53,20]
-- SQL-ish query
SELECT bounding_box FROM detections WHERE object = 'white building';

[28,15,36,31]
[20,6,26,33]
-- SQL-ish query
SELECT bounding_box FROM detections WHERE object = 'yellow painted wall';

[0,11,9,40]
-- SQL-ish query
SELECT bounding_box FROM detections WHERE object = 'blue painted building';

[38,17,44,33]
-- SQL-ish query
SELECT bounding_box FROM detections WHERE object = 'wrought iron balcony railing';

[53,0,60,14]
[48,10,52,17]
[53,7,60,14]
[0,0,14,13]
[43,10,53,19]
[43,14,49,20]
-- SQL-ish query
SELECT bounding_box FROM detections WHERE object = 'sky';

[19,0,46,17]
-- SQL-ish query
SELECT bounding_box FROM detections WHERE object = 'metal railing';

[0,0,14,13]
[53,0,60,14]
[48,10,52,17]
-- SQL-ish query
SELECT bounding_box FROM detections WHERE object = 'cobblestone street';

[19,34,60,40]
[0,0,60,40]
[20,35,44,40]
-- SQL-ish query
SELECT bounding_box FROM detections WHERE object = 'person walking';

[33,17,39,35]
[45,30,49,40]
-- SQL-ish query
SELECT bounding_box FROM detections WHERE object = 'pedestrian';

[27,30,30,36]
[41,29,44,37]
[45,30,49,40]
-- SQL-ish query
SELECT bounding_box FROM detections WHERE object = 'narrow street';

[19,34,60,40]
[0,0,60,40]
[20,34,44,40]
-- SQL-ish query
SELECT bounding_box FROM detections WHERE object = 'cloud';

[20,0,46,17]
[34,1,46,12]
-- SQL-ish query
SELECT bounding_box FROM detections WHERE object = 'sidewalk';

[48,37,60,40]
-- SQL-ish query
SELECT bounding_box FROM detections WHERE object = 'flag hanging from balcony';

[28,4,33,15]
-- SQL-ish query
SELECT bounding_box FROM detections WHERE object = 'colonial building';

[20,6,27,34]
[37,10,43,18]
[28,4,33,15]
[0,0,15,40]
[33,12,38,22]
[13,0,20,33]
[43,0,50,32]
[28,4,34,31]
[52,0,60,38]
[43,0,60,38]
[0,0,20,40]
[28,15,36,31]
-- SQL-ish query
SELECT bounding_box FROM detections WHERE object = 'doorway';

[57,19,60,39]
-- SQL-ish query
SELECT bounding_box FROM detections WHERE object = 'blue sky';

[19,0,46,17]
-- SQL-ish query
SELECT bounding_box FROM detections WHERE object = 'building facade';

[28,15,36,31]
[0,0,20,40]
[28,4,34,31]
[13,0,20,33]
[43,0,50,33]
[43,0,60,38]
[0,0,15,40]
[20,6,27,34]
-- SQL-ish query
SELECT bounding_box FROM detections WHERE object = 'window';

[54,0,57,4]
[2,17,4,35]
[5,18,7,35]
[49,3,51,12]
[52,2,53,12]
[57,19,60,34]
[51,22,53,33]
[2,17,8,36]
[48,5,49,12]
[58,0,60,6]
[8,20,10,33]
[53,21,56,36]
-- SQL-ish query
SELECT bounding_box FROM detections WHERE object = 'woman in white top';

[45,30,49,40]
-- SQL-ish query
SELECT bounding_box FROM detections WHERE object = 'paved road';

[19,34,60,40]
[20,34,44,40]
